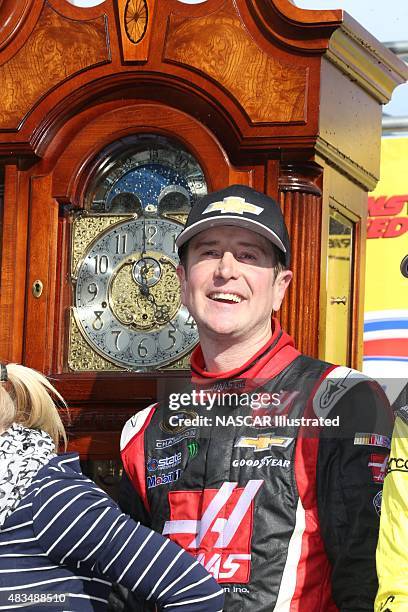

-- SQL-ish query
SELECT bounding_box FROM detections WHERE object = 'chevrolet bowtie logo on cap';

[235,434,294,451]
[175,184,291,267]
[202,196,264,216]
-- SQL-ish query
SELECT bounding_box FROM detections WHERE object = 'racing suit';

[375,404,408,611]
[119,321,392,611]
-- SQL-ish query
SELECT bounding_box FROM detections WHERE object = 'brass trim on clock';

[68,310,123,372]
[71,214,135,277]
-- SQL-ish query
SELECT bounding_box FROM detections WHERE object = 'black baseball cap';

[176,185,290,266]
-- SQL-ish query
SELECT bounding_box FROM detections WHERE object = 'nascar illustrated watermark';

[165,411,340,429]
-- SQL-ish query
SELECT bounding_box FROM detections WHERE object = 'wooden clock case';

[0,0,406,461]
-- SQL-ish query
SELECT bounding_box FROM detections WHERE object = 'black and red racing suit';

[118,320,392,611]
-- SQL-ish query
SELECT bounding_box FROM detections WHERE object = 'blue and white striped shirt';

[0,454,224,611]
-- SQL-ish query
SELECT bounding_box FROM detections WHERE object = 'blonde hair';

[0,364,67,449]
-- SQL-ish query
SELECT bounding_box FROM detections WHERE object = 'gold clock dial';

[72,217,198,370]
[109,250,180,331]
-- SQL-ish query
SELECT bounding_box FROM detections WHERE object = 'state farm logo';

[147,452,182,472]
[163,480,263,583]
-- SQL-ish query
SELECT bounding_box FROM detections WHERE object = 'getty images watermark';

[167,389,340,428]
[168,389,281,411]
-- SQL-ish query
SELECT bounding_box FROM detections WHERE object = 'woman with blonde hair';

[0,363,224,611]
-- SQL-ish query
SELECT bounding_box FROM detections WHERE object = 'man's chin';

[201,321,244,339]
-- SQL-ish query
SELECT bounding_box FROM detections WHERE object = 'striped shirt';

[0,454,224,611]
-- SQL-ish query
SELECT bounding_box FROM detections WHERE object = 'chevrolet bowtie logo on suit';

[234,434,294,451]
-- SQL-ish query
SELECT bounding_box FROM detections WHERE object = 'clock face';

[70,136,207,371]
[74,217,198,369]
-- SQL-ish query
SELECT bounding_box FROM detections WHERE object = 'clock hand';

[141,217,147,258]
[139,260,150,297]
[140,219,150,297]
[139,220,170,323]
[138,273,171,325]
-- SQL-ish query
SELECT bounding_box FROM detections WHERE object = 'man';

[375,402,408,611]
[119,185,393,611]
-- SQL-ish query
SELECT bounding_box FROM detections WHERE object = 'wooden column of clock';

[0,0,406,464]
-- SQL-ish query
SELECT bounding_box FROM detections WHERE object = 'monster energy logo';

[188,441,199,458]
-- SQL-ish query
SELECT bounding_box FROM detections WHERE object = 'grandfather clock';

[0,0,406,468]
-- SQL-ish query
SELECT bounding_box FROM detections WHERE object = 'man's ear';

[176,265,187,305]
[272,270,292,312]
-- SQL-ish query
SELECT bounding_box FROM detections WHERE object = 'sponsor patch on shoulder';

[354,433,391,449]
[368,453,389,484]
[373,490,382,516]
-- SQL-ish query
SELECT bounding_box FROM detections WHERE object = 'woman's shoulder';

[34,452,83,480]
[45,453,81,471]
[31,453,97,500]
[31,454,112,526]
[34,452,110,503]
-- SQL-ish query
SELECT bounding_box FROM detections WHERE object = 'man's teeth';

[210,292,242,303]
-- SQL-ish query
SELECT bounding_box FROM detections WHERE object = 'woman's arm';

[32,461,224,611]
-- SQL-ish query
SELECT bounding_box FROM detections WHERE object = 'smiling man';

[177,224,291,367]
[117,185,393,611]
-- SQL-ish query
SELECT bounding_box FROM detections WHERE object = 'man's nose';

[215,251,239,279]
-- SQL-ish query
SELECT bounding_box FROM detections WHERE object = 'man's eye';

[239,252,257,261]
[199,250,220,258]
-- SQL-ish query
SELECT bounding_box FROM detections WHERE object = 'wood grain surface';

[165,4,307,123]
[278,164,323,358]
[0,3,109,128]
